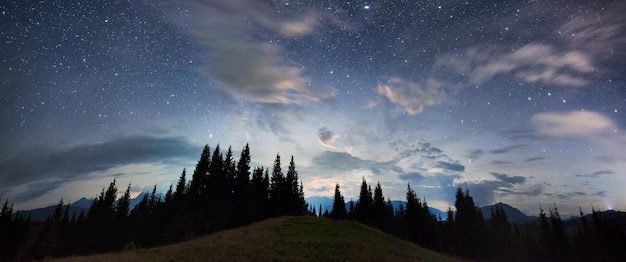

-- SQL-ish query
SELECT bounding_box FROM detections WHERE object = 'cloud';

[317,127,339,150]
[310,151,397,175]
[431,4,626,90]
[531,111,617,137]
[436,44,593,87]
[0,135,199,201]
[467,149,484,160]
[164,0,336,104]
[436,161,465,172]
[575,170,615,178]
[277,12,319,36]
[491,172,526,185]
[594,155,626,164]
[376,77,446,115]
[525,157,545,162]
[489,144,524,154]
[490,160,513,165]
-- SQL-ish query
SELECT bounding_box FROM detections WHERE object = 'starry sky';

[1,0,625,216]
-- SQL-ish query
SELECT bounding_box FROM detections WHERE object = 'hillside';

[53,216,456,262]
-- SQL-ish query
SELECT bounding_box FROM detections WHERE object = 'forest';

[1,143,625,261]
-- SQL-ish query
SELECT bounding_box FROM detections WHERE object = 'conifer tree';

[373,182,386,229]
[235,144,251,198]
[224,146,236,195]
[173,168,187,204]
[116,183,132,219]
[453,187,486,259]
[331,184,347,220]
[269,153,283,217]
[251,167,269,221]
[355,177,374,225]
[284,156,306,215]
[189,145,210,199]
[34,199,65,258]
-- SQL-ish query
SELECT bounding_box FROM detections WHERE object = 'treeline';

[327,179,626,261]
[1,143,626,261]
[0,144,309,260]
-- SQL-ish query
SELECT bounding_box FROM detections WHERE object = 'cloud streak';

[376,77,446,115]
[0,135,199,200]
[531,111,617,137]
[317,127,339,150]
[163,0,336,104]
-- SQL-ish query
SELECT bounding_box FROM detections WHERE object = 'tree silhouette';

[404,184,438,248]
[173,168,188,205]
[453,187,486,259]
[355,177,374,225]
[331,184,346,220]
[372,182,387,229]
[269,153,284,217]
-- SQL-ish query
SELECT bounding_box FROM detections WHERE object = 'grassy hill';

[54,216,457,261]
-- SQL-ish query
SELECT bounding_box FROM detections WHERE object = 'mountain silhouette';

[480,202,534,223]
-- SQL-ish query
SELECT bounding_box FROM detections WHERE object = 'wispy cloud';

[489,144,524,154]
[525,157,545,162]
[467,149,485,160]
[491,172,527,185]
[0,135,199,201]
[531,111,617,137]
[317,127,339,150]
[436,44,592,87]
[376,77,446,115]
[163,0,336,104]
[575,170,615,178]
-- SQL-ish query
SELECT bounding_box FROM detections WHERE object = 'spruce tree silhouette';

[331,184,346,220]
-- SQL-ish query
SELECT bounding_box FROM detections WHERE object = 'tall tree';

[355,177,374,225]
[223,146,237,195]
[373,182,386,229]
[331,184,347,220]
[116,183,132,220]
[269,153,283,217]
[188,145,210,199]
[251,167,269,221]
[284,156,306,215]
[453,187,486,259]
[173,168,187,204]
[234,144,251,200]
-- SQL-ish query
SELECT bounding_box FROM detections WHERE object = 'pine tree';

[34,200,65,257]
[116,183,132,220]
[251,167,269,221]
[284,156,306,215]
[453,187,486,259]
[189,145,210,199]
[269,153,283,217]
[174,168,188,204]
[373,182,386,229]
[224,146,236,196]
[355,177,374,225]
[489,204,511,260]
[235,144,251,198]
[331,184,347,220]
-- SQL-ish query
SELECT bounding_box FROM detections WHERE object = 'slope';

[54,216,456,261]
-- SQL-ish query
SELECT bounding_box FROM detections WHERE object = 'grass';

[53,216,457,261]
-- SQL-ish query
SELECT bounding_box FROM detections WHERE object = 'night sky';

[1,0,625,216]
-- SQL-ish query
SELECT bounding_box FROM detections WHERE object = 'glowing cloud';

[376,77,446,115]
[531,111,617,137]
[164,1,336,104]
[317,127,339,150]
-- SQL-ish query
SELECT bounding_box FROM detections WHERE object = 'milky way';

[1,0,625,216]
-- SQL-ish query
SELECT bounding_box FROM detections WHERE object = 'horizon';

[1,1,625,218]
[15,187,621,221]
